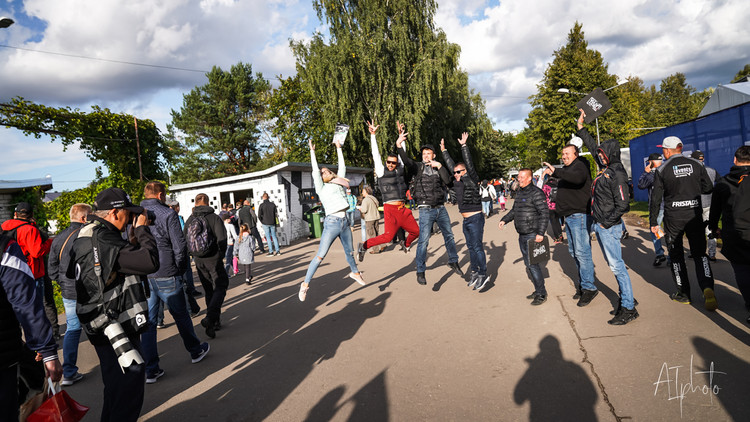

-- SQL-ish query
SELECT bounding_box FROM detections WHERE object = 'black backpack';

[186,215,217,257]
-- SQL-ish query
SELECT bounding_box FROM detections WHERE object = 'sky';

[1,0,749,191]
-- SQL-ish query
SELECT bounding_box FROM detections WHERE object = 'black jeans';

[194,256,229,324]
[93,335,145,422]
[519,233,546,295]
[0,364,18,422]
[731,262,750,309]
[547,209,563,240]
[664,214,714,298]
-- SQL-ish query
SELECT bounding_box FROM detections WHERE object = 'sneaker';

[610,298,639,315]
[245,276,253,285]
[417,272,427,285]
[608,308,639,325]
[448,262,464,276]
[191,343,210,363]
[298,283,309,302]
[156,323,167,329]
[474,275,490,291]
[621,230,630,240]
[398,241,407,253]
[653,255,666,266]
[191,290,203,297]
[348,272,366,286]
[703,288,718,311]
[526,292,536,300]
[468,272,478,287]
[267,252,274,256]
[531,294,547,306]
[275,251,281,256]
[61,372,83,386]
[573,289,582,300]
[146,369,165,384]
[670,292,691,304]
[190,310,200,318]
[357,242,366,262]
[577,289,599,307]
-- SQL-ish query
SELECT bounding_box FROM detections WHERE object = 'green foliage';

[10,186,50,230]
[291,0,470,166]
[166,63,272,184]
[0,98,168,181]
[46,172,150,233]
[731,64,750,83]
[647,73,708,127]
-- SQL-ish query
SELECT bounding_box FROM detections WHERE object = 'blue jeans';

[416,206,458,273]
[262,224,280,253]
[462,213,486,275]
[141,276,202,375]
[303,215,359,284]
[62,297,82,378]
[650,208,665,257]
[346,210,356,228]
[225,244,234,274]
[482,201,491,216]
[594,222,635,309]
[519,233,546,295]
[564,213,596,292]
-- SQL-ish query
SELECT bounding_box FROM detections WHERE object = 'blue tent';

[629,102,750,202]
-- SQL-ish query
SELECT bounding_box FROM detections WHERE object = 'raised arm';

[458,133,480,183]
[335,140,346,178]
[440,139,455,173]
[576,109,602,169]
[309,140,324,192]
[368,121,384,177]
[395,120,417,169]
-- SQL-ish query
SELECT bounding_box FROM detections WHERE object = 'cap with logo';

[691,150,704,160]
[14,202,33,215]
[94,188,144,214]
[657,136,682,149]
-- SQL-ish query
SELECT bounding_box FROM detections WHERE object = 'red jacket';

[1,219,52,279]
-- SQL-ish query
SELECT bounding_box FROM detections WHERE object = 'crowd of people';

[2,109,749,421]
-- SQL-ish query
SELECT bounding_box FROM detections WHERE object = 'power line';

[0,44,210,73]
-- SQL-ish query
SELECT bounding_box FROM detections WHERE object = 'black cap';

[648,153,662,161]
[691,150,704,160]
[94,188,143,213]
[14,202,33,215]
[420,144,436,153]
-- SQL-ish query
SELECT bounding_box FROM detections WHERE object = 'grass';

[628,200,649,220]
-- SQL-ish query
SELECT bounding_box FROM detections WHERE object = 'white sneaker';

[298,283,309,302]
[348,272,366,286]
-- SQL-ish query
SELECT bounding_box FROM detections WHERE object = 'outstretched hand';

[367,120,379,135]
[498,221,505,230]
[440,138,446,151]
[308,139,315,151]
[458,132,468,145]
[577,108,586,129]
[396,123,408,149]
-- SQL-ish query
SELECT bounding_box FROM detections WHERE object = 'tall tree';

[731,64,750,83]
[526,23,619,161]
[166,62,271,184]
[290,0,468,164]
[647,73,708,127]
[0,98,167,180]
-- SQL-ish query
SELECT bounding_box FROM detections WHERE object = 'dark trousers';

[242,264,252,280]
[93,336,145,422]
[547,209,563,240]
[194,256,229,324]
[664,214,714,298]
[462,213,487,275]
[0,364,18,422]
[519,233,546,295]
[730,262,750,309]
[251,227,265,253]
[43,276,59,336]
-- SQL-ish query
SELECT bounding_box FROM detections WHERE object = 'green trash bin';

[304,206,324,238]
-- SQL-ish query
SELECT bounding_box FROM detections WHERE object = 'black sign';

[575,87,612,123]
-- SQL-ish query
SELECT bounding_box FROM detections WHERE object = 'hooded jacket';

[708,165,750,262]
[577,129,630,228]
[0,219,52,279]
[141,198,189,277]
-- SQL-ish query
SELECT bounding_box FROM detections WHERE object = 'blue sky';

[1,0,749,191]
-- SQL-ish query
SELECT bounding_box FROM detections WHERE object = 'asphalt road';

[58,203,750,421]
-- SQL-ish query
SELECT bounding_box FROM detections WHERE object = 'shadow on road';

[692,336,750,421]
[304,370,389,422]
[513,335,598,422]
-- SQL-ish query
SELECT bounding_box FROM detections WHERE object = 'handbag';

[527,236,550,265]
[26,377,89,422]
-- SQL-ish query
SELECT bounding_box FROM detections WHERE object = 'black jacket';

[552,156,592,217]
[48,222,84,299]
[442,145,482,212]
[184,205,228,260]
[708,165,750,262]
[577,130,630,228]
[399,148,450,207]
[257,200,278,226]
[237,205,258,228]
[501,183,549,235]
[68,216,159,346]
[378,166,408,203]
[649,155,713,226]
[141,198,188,277]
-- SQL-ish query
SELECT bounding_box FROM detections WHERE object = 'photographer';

[68,188,159,422]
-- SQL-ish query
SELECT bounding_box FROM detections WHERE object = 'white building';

[168,162,371,246]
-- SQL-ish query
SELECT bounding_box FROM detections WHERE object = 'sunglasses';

[454,169,465,174]
[386,160,398,165]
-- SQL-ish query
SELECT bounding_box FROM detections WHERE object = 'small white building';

[168,162,371,246]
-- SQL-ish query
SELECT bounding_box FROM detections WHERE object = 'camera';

[88,310,144,372]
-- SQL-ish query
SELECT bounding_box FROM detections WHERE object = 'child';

[499,192,507,211]
[234,224,256,284]
[223,215,239,275]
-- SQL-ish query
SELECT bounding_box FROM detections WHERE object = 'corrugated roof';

[699,81,750,117]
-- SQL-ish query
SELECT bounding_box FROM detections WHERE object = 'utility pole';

[134,117,143,181]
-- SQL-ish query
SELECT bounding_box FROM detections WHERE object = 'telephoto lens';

[101,319,144,372]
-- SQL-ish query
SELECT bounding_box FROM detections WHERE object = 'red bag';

[26,378,89,422]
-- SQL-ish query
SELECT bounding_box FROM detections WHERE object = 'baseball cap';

[657,136,682,149]
[648,153,662,161]
[15,202,33,214]
[420,144,436,153]
[567,136,583,150]
[94,188,144,213]
[691,150,704,160]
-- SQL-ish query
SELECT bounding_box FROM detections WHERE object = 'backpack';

[186,214,217,257]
